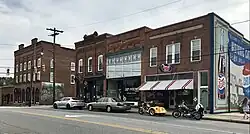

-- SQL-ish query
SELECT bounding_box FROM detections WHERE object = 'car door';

[61,97,70,108]
[100,97,108,109]
[94,98,104,109]
[57,97,65,108]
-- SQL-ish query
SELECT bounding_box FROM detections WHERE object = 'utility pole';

[46,27,63,103]
[29,40,36,107]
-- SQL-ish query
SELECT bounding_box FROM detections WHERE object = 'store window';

[200,71,208,86]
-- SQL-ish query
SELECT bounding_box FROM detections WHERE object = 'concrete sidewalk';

[129,108,250,124]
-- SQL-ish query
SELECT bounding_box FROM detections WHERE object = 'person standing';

[242,97,249,119]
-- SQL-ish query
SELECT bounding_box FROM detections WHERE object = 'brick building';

[75,32,112,102]
[14,38,75,105]
[138,12,250,113]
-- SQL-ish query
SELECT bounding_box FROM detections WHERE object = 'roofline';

[60,46,75,51]
[74,33,113,44]
[110,26,152,37]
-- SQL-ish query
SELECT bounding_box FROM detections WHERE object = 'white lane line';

[65,114,100,118]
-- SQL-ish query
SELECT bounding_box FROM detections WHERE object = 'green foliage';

[0,77,14,86]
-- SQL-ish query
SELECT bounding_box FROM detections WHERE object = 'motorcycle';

[172,102,204,120]
[138,101,167,116]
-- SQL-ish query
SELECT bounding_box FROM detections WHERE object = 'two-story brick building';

[138,12,250,113]
[14,38,75,105]
[75,32,112,102]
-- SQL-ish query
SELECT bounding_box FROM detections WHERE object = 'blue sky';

[0,0,249,77]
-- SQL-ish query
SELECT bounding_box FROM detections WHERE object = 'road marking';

[10,110,168,134]
[65,114,100,118]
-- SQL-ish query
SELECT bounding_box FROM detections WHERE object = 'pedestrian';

[242,97,249,119]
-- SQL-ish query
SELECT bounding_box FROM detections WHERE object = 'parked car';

[87,97,131,112]
[53,97,85,110]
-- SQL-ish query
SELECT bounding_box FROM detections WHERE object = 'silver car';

[53,97,85,110]
[87,97,131,112]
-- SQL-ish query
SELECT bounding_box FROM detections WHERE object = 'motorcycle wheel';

[138,108,144,115]
[193,112,202,120]
[172,110,182,118]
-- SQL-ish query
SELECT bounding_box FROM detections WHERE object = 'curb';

[202,117,250,124]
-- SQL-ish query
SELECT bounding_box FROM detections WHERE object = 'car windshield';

[112,98,122,102]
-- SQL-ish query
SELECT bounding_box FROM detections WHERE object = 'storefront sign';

[159,64,173,73]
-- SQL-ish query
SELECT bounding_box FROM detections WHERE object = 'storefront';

[139,71,196,109]
[106,49,142,104]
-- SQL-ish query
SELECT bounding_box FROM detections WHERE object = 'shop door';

[169,91,176,108]
[200,88,208,110]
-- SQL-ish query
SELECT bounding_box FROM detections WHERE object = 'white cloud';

[0,0,249,77]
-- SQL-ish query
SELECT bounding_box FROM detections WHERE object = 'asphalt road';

[0,107,249,134]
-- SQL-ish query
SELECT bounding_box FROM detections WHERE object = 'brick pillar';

[103,79,107,97]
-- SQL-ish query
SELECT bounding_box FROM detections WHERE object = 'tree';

[0,77,14,86]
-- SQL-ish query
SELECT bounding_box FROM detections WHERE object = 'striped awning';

[167,79,193,90]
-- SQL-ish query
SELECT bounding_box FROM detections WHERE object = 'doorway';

[169,91,176,108]
[200,88,209,110]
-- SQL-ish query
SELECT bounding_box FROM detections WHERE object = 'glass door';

[169,91,176,108]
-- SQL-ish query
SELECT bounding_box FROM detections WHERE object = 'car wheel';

[106,106,112,113]
[88,105,93,111]
[149,109,155,116]
[53,103,58,109]
[66,104,71,109]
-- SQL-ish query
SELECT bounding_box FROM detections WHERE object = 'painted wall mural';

[40,82,64,104]
[213,17,250,112]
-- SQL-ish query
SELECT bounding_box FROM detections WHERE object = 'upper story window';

[20,63,23,72]
[149,47,157,67]
[23,62,27,71]
[15,76,18,83]
[190,39,201,62]
[23,74,26,82]
[34,59,36,67]
[28,61,31,70]
[50,59,54,68]
[70,74,75,84]
[28,73,31,81]
[166,43,180,64]
[88,57,93,72]
[98,55,103,71]
[37,71,41,81]
[37,58,41,67]
[78,59,83,73]
[33,72,36,81]
[71,62,75,71]
[19,74,22,83]
[16,64,18,73]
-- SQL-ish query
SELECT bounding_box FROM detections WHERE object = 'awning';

[167,79,193,90]
[152,80,173,90]
[139,81,159,91]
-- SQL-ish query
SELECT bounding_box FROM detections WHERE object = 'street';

[0,107,249,134]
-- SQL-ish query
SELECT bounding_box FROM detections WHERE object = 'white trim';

[50,59,54,68]
[78,59,83,73]
[15,76,18,83]
[149,47,157,67]
[146,71,194,77]
[37,71,41,81]
[23,62,27,71]
[28,61,31,70]
[37,58,41,67]
[97,55,103,71]
[28,73,31,81]
[190,39,201,62]
[166,43,180,64]
[23,74,26,82]
[19,63,22,72]
[70,62,75,71]
[15,64,18,73]
[70,74,75,84]
[19,74,22,83]
[88,57,93,72]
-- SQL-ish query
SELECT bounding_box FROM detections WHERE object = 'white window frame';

[23,74,26,82]
[20,63,22,72]
[50,59,54,68]
[28,73,31,81]
[33,59,36,67]
[16,76,18,83]
[88,57,93,72]
[28,61,31,70]
[16,64,18,73]
[37,58,41,67]
[149,47,157,67]
[78,59,83,73]
[98,55,103,71]
[50,72,53,82]
[24,62,27,71]
[37,71,41,81]
[33,72,36,81]
[70,74,75,84]
[70,62,75,71]
[19,75,22,83]
[190,39,202,62]
[166,43,180,64]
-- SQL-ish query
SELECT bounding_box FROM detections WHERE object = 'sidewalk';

[129,108,250,124]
